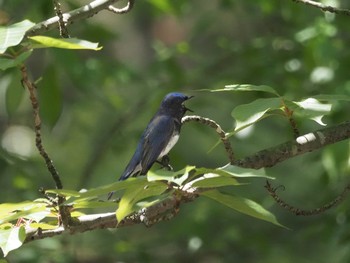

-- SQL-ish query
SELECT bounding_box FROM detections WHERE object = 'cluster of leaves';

[0,20,101,71]
[0,164,280,256]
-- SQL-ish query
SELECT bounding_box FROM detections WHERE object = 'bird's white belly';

[159,134,179,158]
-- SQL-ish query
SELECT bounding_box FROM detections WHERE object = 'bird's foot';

[157,155,173,171]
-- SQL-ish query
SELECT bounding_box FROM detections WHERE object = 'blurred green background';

[1,0,350,262]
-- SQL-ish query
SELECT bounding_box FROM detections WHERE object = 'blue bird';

[108,92,193,199]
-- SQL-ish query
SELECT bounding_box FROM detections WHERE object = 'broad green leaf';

[219,165,273,179]
[0,206,49,225]
[0,50,32,70]
[0,200,49,224]
[28,36,102,50]
[148,166,196,186]
[209,84,280,96]
[0,226,26,256]
[116,182,168,222]
[38,66,62,127]
[54,177,152,205]
[78,177,149,199]
[232,97,282,131]
[186,167,240,183]
[202,190,282,226]
[292,98,332,126]
[135,192,174,210]
[191,174,240,188]
[0,20,35,53]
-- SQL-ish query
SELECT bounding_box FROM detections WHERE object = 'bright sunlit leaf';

[232,97,282,131]
[148,166,196,186]
[219,165,273,179]
[293,98,332,126]
[28,36,102,50]
[0,20,34,53]
[0,226,26,256]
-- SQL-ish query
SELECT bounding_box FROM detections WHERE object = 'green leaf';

[292,98,332,126]
[78,177,149,199]
[0,20,35,53]
[209,84,280,96]
[191,174,240,188]
[219,165,273,179]
[147,166,196,186]
[232,97,282,131]
[0,226,26,256]
[0,50,33,70]
[0,201,49,225]
[116,182,168,222]
[38,66,62,127]
[28,36,102,50]
[202,190,283,227]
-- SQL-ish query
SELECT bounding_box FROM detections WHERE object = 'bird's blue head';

[159,92,193,118]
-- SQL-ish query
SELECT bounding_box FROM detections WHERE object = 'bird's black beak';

[184,95,194,112]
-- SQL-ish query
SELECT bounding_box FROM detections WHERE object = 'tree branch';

[233,121,350,169]
[24,191,197,244]
[25,0,134,37]
[23,119,350,243]
[292,0,350,16]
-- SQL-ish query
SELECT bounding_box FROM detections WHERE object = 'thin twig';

[20,64,72,227]
[25,0,135,37]
[292,0,350,16]
[53,0,70,38]
[182,115,235,163]
[265,180,350,215]
[282,99,300,139]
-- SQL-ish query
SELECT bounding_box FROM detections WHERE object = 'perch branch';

[25,0,134,37]
[24,190,197,243]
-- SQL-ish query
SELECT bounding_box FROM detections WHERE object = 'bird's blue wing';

[140,115,175,174]
[118,141,143,181]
